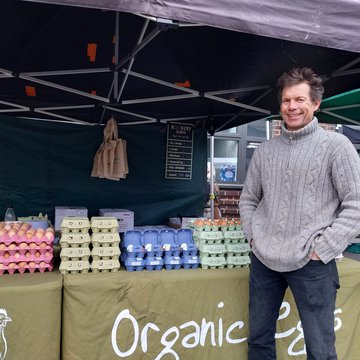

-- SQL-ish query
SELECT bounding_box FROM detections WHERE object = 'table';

[61,258,360,360]
[0,271,63,360]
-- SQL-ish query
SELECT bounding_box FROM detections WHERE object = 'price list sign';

[165,123,194,180]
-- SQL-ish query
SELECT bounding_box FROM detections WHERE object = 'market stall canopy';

[0,0,359,132]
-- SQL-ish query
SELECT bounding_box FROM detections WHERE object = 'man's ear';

[313,99,321,111]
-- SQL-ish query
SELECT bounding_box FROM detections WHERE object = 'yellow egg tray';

[91,246,120,260]
[226,255,251,268]
[59,260,90,274]
[60,233,91,248]
[61,217,90,233]
[226,242,251,256]
[90,217,119,233]
[200,255,226,269]
[91,232,120,247]
[60,247,91,261]
[91,259,120,272]
[199,243,227,256]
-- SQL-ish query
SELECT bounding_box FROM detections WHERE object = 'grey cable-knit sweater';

[239,118,360,272]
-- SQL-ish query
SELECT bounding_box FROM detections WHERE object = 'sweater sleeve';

[315,139,360,263]
[239,147,263,241]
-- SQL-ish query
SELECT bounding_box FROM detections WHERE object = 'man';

[239,67,360,359]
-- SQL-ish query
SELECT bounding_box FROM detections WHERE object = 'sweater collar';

[281,117,318,142]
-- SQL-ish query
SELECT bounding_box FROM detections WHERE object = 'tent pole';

[113,12,120,100]
[209,133,215,220]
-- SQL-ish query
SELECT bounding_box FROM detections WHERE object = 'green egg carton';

[91,246,121,260]
[90,216,119,233]
[200,255,226,269]
[226,255,251,268]
[60,247,91,261]
[91,259,120,273]
[59,260,90,274]
[91,232,120,247]
[226,242,251,256]
[61,217,90,233]
[199,243,226,256]
[223,230,245,242]
[60,233,91,248]
[195,230,224,244]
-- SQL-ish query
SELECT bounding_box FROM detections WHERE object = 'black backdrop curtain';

[0,115,207,226]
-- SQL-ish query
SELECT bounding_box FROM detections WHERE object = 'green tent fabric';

[317,88,360,126]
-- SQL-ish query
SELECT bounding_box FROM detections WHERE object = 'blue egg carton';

[124,256,145,271]
[142,230,163,257]
[123,230,145,258]
[145,256,164,271]
[163,255,182,270]
[159,229,180,256]
[177,228,198,256]
[182,255,200,269]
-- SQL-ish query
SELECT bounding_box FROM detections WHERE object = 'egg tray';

[124,257,146,271]
[91,232,120,247]
[163,255,182,270]
[60,233,91,248]
[182,255,200,269]
[145,256,164,271]
[90,217,119,233]
[0,242,53,256]
[226,255,251,268]
[59,260,90,274]
[91,259,120,273]
[199,243,227,257]
[193,230,224,244]
[200,255,227,269]
[0,250,53,266]
[0,262,53,275]
[60,247,91,261]
[223,230,245,242]
[61,216,90,233]
[91,246,120,260]
[0,234,54,246]
[226,242,251,256]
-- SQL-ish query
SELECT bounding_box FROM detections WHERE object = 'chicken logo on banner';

[0,309,12,360]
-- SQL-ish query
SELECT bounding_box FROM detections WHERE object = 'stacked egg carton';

[192,218,250,269]
[121,230,146,271]
[59,217,91,274]
[0,221,54,275]
[192,220,226,269]
[90,217,121,273]
[221,220,251,268]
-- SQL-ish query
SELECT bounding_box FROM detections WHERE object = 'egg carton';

[200,255,226,269]
[223,230,246,243]
[145,256,164,271]
[226,242,251,256]
[61,217,90,233]
[124,256,145,271]
[0,261,53,275]
[91,246,120,260]
[91,259,120,273]
[59,260,90,274]
[194,230,224,244]
[60,247,91,261]
[226,255,251,268]
[199,243,227,257]
[60,233,91,248]
[182,255,200,269]
[90,217,119,233]
[0,234,54,246]
[91,232,120,247]
[1,251,53,265]
[0,244,53,256]
[163,255,182,270]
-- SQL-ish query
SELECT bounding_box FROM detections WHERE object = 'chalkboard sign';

[165,123,194,180]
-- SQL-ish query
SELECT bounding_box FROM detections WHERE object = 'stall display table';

[0,271,63,360]
[62,258,360,360]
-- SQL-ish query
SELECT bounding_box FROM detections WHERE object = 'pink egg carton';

[0,233,54,246]
[0,244,53,257]
[0,250,53,266]
[0,261,53,275]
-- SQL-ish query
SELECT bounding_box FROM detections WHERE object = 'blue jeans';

[248,254,340,360]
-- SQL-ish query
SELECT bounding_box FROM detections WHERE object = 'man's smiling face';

[280,82,321,131]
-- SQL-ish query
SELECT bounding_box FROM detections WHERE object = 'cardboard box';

[54,206,88,231]
[99,209,134,233]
